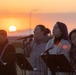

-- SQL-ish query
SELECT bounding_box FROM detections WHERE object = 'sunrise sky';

[0,0,76,36]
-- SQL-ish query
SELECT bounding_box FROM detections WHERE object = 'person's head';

[0,30,7,44]
[45,28,51,36]
[69,29,76,46]
[34,24,50,40]
[53,21,69,41]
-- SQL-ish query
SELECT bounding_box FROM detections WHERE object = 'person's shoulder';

[46,38,54,46]
[6,42,16,52]
[48,38,54,43]
[61,39,70,45]
[61,39,71,51]
[8,42,15,49]
[43,35,53,43]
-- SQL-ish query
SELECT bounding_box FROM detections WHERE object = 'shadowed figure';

[69,29,76,75]
[0,30,17,75]
[23,24,51,75]
[45,21,71,75]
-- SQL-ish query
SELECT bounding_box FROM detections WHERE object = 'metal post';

[29,9,37,34]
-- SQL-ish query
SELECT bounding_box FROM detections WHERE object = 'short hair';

[0,30,7,36]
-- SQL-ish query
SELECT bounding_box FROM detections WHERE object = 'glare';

[9,25,16,32]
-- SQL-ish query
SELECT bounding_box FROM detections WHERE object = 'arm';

[22,40,33,58]
[58,40,71,61]
[23,43,32,58]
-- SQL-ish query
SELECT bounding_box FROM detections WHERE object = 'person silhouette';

[45,22,71,75]
[69,29,76,75]
[0,30,17,75]
[23,24,51,75]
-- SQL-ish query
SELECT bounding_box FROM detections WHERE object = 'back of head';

[56,21,69,42]
[0,30,7,37]
[45,28,51,35]
[0,30,7,44]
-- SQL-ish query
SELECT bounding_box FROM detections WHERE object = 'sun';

[9,25,16,32]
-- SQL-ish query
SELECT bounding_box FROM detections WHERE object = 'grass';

[12,42,23,48]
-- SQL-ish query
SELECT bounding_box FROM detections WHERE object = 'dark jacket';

[0,40,17,75]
